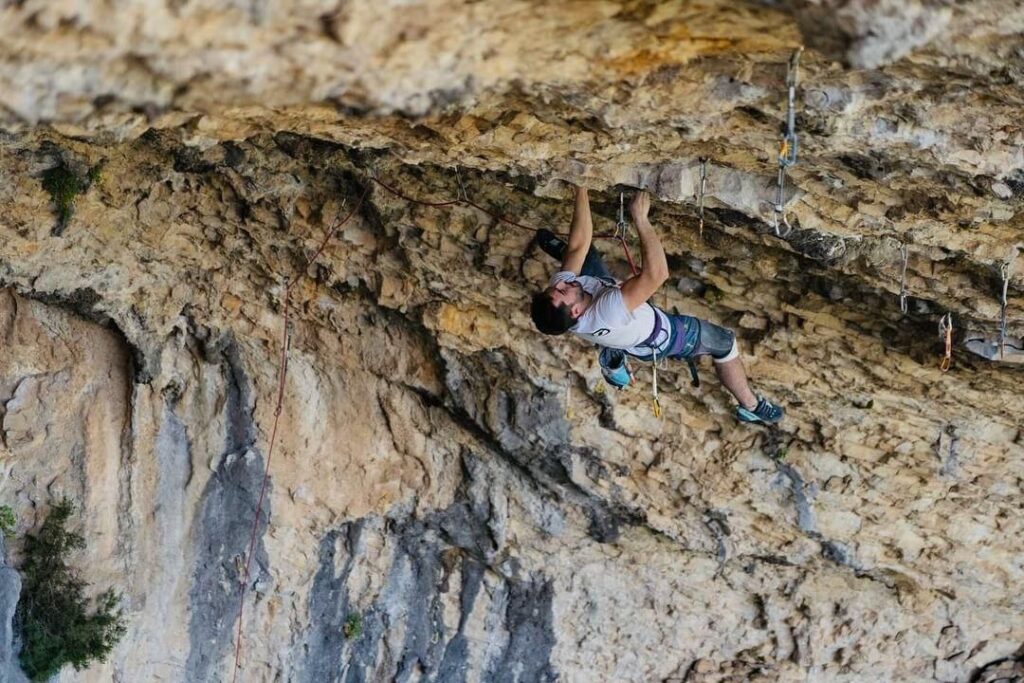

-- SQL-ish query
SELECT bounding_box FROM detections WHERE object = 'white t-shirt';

[550,271,670,356]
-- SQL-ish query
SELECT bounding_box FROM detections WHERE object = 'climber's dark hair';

[531,290,576,335]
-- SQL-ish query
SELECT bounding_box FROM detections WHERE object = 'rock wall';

[0,2,1022,682]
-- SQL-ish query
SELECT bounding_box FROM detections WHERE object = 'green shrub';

[16,498,126,681]
[0,505,14,537]
[40,165,83,231]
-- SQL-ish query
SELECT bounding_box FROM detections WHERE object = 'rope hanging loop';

[232,185,370,681]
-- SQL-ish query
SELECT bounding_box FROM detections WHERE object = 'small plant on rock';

[343,612,363,640]
[40,164,84,234]
[0,505,15,537]
[16,498,127,682]
[86,161,105,186]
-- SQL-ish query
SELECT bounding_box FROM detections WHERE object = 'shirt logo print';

[594,328,610,337]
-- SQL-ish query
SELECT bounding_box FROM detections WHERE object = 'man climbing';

[530,186,784,424]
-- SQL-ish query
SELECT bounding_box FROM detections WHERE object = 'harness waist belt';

[640,311,665,349]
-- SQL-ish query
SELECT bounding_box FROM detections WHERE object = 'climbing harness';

[939,313,953,372]
[898,243,909,314]
[998,248,1018,359]
[697,158,708,239]
[632,311,701,417]
[770,48,803,238]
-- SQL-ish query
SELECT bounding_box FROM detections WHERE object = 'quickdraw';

[770,48,802,238]
[998,248,1018,359]
[455,165,468,201]
[898,243,909,314]
[651,346,662,418]
[939,313,953,372]
[697,158,708,239]
[616,192,640,276]
[565,377,574,419]
[616,192,627,239]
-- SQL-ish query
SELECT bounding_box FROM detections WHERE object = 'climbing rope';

[939,313,953,372]
[617,191,661,415]
[770,48,803,238]
[697,158,708,239]
[232,187,370,682]
[898,243,909,314]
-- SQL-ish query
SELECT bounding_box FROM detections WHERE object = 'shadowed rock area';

[0,2,1023,682]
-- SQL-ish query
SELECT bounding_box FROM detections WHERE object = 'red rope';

[231,186,370,682]
[369,175,460,208]
[618,235,639,276]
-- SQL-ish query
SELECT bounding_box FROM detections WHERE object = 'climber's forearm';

[635,218,669,283]
[562,186,593,274]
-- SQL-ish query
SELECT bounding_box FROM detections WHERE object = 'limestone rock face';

[0,536,27,683]
[0,2,1023,683]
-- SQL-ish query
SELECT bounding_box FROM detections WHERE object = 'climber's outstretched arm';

[620,191,669,311]
[561,186,593,275]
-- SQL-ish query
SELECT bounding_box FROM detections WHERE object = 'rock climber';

[529,186,784,424]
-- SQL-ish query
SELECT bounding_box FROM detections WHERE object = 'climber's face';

[548,279,587,317]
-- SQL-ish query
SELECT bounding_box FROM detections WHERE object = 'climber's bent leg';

[688,319,756,409]
[691,321,784,424]
[667,317,783,422]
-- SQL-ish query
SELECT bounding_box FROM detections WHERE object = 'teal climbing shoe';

[598,347,632,390]
[736,396,785,424]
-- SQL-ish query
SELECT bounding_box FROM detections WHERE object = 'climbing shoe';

[534,229,567,262]
[598,347,632,390]
[736,396,785,424]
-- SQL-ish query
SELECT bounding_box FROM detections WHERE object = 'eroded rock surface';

[0,2,1022,682]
